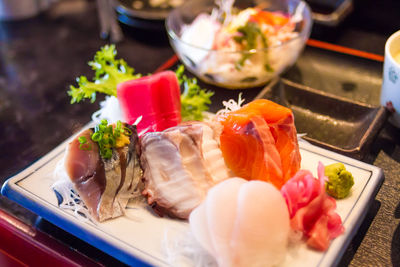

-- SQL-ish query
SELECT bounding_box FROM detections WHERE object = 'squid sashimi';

[281,162,344,251]
[140,122,232,219]
[190,178,290,267]
[218,99,301,189]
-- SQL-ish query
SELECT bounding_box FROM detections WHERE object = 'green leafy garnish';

[233,22,273,72]
[78,136,91,150]
[234,22,266,51]
[176,65,214,121]
[90,119,130,159]
[68,45,141,103]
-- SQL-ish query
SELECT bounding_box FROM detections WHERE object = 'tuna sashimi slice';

[117,70,181,133]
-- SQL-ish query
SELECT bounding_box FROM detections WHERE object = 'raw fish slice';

[205,178,247,266]
[246,100,300,182]
[141,122,232,219]
[291,192,342,251]
[220,115,283,188]
[189,203,215,256]
[141,132,206,219]
[230,181,290,266]
[218,99,301,188]
[117,71,181,133]
[189,178,290,267]
[304,197,343,251]
[99,149,125,218]
[100,128,143,219]
[235,99,293,123]
[115,138,143,207]
[99,124,142,221]
[163,124,217,194]
[172,132,212,194]
[195,122,233,183]
[64,124,142,222]
[266,110,300,182]
[64,129,104,220]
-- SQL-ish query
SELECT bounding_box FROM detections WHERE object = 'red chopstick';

[154,55,179,73]
[306,39,384,62]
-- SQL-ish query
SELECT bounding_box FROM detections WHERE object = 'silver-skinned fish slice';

[140,122,232,219]
[64,124,143,222]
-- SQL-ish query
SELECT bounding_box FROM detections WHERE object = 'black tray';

[256,78,387,159]
[306,0,353,26]
[283,45,383,107]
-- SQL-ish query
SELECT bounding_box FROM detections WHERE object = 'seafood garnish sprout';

[216,93,245,116]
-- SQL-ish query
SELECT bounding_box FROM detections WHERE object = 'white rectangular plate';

[1,130,383,267]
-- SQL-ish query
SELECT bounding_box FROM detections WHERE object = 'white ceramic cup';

[381,30,400,128]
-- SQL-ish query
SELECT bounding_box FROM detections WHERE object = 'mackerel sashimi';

[218,99,301,189]
[63,123,143,222]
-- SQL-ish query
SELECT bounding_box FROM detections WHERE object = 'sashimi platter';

[1,45,383,267]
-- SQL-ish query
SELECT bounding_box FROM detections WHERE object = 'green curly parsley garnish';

[68,45,141,104]
[175,65,214,121]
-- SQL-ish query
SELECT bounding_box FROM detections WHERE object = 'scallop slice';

[189,203,214,256]
[205,178,247,267]
[189,178,290,267]
[231,181,290,267]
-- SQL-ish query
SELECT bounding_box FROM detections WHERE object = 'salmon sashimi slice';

[218,99,301,188]
[220,115,283,187]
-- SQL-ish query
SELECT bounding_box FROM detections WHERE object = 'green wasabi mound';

[324,163,354,199]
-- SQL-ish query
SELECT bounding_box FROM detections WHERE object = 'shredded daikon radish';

[52,155,94,224]
[91,96,148,137]
[91,96,124,124]
[215,93,245,116]
[163,227,217,267]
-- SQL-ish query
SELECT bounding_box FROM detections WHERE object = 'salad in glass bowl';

[166,0,312,89]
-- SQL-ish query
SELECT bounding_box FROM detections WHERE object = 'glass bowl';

[165,0,313,89]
